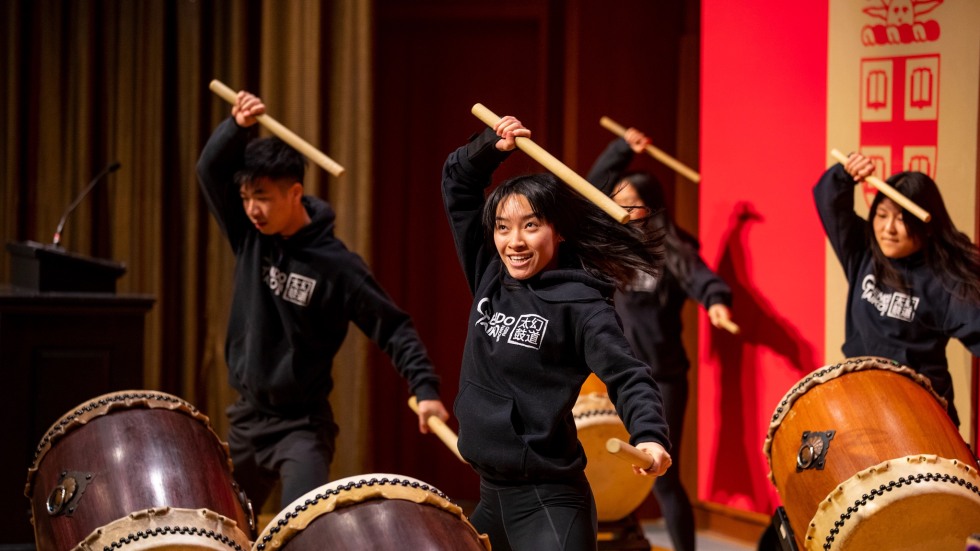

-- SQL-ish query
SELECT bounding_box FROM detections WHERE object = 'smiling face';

[873,197,922,258]
[240,177,307,237]
[493,193,561,279]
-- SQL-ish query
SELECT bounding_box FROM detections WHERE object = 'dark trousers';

[469,474,598,551]
[654,374,695,551]
[226,397,337,511]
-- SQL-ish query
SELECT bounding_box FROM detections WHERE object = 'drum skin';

[574,392,654,522]
[764,357,980,550]
[71,507,253,551]
[252,474,490,551]
[25,391,253,551]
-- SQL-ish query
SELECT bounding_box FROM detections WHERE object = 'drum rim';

[71,506,252,551]
[762,357,945,466]
[253,473,489,551]
[804,455,980,550]
[25,390,232,497]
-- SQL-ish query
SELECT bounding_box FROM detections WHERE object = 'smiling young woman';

[441,115,672,551]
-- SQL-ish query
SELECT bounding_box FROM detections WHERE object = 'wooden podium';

[2,242,154,548]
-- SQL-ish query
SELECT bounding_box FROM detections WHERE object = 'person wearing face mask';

[196,90,450,513]
[587,128,733,551]
[813,152,980,426]
[441,115,673,551]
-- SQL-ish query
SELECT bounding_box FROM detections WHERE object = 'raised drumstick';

[830,149,931,223]
[408,396,467,464]
[605,438,654,470]
[600,116,701,184]
[209,79,345,178]
[471,103,630,224]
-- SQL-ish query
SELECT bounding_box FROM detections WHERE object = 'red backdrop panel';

[699,0,829,515]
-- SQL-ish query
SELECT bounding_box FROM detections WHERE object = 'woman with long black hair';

[588,129,734,551]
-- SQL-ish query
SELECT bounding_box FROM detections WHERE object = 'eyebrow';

[495,213,542,222]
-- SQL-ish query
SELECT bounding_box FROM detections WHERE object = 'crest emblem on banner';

[862,0,944,46]
[858,2,942,206]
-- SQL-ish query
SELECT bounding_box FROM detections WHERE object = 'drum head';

[804,455,980,550]
[574,393,654,521]
[71,507,251,551]
[254,473,489,551]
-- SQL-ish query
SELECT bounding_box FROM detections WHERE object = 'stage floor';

[643,519,755,551]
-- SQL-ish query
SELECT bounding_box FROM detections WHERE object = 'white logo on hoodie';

[475,298,548,349]
[861,274,918,322]
[264,264,316,307]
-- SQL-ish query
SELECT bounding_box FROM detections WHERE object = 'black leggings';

[469,475,598,551]
[653,374,695,551]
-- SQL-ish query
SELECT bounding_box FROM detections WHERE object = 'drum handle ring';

[46,476,76,515]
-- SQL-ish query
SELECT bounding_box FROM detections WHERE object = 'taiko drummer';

[196,90,450,512]
[441,115,672,551]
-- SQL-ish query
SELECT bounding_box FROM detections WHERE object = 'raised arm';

[585,128,650,193]
[813,153,873,276]
[441,118,527,291]
[196,91,267,251]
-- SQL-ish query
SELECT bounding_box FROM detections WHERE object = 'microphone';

[52,161,122,247]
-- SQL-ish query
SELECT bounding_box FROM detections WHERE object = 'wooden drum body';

[252,473,489,551]
[25,391,254,551]
[764,357,980,550]
[574,392,654,522]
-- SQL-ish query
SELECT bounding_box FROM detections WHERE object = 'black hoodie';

[586,137,732,380]
[198,118,440,418]
[442,128,669,482]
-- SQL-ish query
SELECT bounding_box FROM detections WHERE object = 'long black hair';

[482,173,664,289]
[868,171,980,304]
[615,171,698,303]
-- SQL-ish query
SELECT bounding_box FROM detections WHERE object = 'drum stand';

[756,507,798,551]
[597,513,652,551]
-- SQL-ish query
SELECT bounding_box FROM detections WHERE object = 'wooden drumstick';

[600,117,701,184]
[209,79,346,178]
[830,149,931,223]
[471,103,630,224]
[605,438,654,470]
[717,318,741,335]
[408,396,467,464]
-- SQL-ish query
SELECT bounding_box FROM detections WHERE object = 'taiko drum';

[251,473,489,551]
[25,390,254,550]
[764,357,980,550]
[574,376,655,522]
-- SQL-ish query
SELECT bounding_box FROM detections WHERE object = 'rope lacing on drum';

[254,477,451,551]
[98,524,248,550]
[30,392,195,469]
[819,472,979,550]
[770,358,906,422]
[573,408,618,420]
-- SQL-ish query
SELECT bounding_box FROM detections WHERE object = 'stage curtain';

[0,0,372,482]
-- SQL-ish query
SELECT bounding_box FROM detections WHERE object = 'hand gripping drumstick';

[717,318,741,335]
[408,396,467,464]
[209,79,346,178]
[600,117,701,184]
[605,438,655,471]
[829,149,931,223]
[471,103,631,224]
